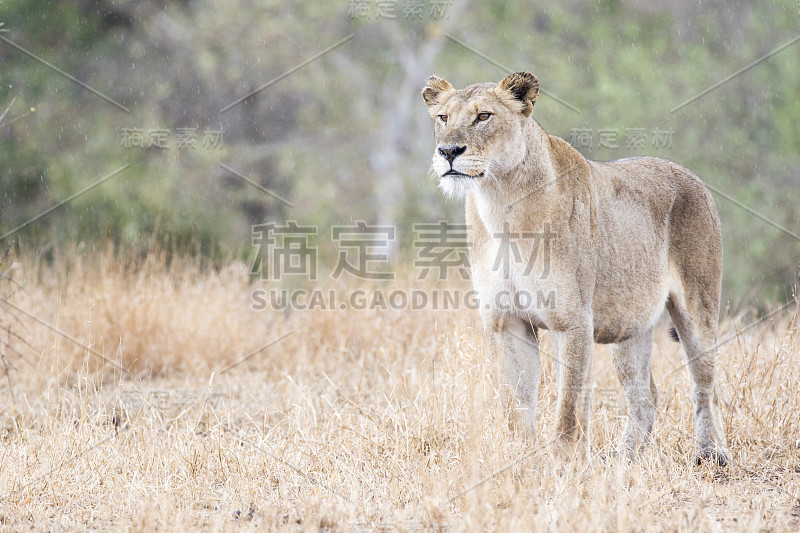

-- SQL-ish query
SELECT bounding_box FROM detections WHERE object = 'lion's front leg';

[553,321,594,460]
[484,316,542,439]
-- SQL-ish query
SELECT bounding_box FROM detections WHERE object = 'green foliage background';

[1,0,798,306]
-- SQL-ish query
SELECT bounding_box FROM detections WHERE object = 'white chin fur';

[438,175,478,199]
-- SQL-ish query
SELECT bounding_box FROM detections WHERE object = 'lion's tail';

[668,327,680,343]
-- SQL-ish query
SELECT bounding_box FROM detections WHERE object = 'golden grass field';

[0,248,798,531]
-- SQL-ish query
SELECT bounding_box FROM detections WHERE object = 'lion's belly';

[590,278,669,343]
[589,210,672,343]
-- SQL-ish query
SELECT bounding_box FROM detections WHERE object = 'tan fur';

[422,73,728,465]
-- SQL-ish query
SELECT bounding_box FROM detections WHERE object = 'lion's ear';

[422,75,454,111]
[498,72,539,117]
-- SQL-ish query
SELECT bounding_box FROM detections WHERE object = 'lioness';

[422,72,728,465]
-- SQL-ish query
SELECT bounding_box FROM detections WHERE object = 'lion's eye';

[438,115,448,123]
[476,112,492,122]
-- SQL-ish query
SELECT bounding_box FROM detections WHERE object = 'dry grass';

[0,248,798,531]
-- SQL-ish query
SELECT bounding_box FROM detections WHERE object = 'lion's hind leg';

[666,293,729,467]
[612,326,657,459]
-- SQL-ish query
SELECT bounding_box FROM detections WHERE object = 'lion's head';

[421,72,540,198]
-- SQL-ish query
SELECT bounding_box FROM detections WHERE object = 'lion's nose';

[438,145,467,164]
